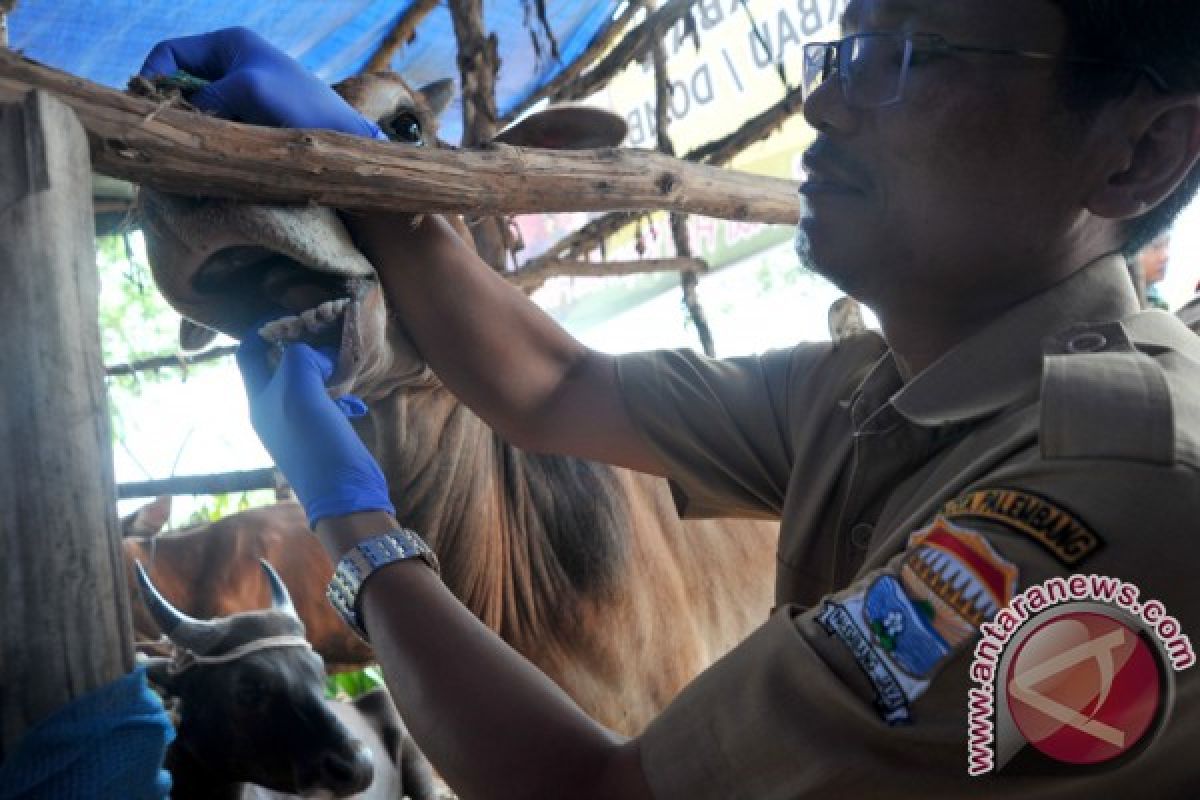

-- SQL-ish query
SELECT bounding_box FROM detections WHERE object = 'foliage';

[326,665,385,701]
[185,489,276,525]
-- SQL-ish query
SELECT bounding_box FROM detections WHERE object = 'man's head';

[1138,233,1172,287]
[796,0,1200,320]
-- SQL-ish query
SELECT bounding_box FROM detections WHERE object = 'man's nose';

[802,72,859,136]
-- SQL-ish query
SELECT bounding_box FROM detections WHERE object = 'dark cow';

[137,559,436,800]
[122,501,373,672]
[141,71,780,735]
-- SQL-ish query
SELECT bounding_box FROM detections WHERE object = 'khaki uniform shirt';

[617,255,1200,798]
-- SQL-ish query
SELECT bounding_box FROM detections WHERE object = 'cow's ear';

[142,656,178,693]
[493,106,627,150]
[417,79,455,118]
[179,318,218,352]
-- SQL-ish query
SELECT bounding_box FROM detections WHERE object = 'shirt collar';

[865,254,1140,428]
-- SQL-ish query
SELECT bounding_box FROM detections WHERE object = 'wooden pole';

[0,90,133,756]
[649,9,715,356]
[117,467,278,500]
[0,50,799,224]
[500,0,647,126]
[448,0,510,270]
[105,344,237,377]
[361,0,440,74]
[552,0,703,104]
[508,255,706,292]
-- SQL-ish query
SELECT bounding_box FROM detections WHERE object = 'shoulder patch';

[940,488,1103,567]
[818,518,1020,725]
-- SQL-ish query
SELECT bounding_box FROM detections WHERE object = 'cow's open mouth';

[189,252,383,398]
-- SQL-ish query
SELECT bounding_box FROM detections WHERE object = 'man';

[1135,234,1172,310]
[144,1,1200,796]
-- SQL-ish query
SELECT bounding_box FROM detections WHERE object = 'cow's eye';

[386,113,424,146]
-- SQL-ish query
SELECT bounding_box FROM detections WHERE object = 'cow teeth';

[258,316,305,343]
[257,298,352,343]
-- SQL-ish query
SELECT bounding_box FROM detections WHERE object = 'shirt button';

[1066,331,1108,353]
[849,523,874,550]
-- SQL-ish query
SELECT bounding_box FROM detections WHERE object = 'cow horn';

[259,559,299,620]
[134,561,222,652]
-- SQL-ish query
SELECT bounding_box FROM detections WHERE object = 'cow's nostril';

[319,741,374,794]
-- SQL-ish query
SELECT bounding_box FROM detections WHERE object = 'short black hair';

[1047,1,1200,255]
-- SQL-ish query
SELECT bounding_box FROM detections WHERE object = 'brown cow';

[121,500,373,672]
[139,72,779,735]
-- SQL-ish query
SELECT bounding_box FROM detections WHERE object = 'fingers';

[235,330,274,397]
[139,29,236,81]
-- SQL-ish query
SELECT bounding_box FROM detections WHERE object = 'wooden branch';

[509,256,705,291]
[117,468,278,500]
[105,344,237,377]
[361,0,440,74]
[553,0,702,104]
[501,0,646,125]
[686,83,805,167]
[0,50,799,223]
[520,84,807,268]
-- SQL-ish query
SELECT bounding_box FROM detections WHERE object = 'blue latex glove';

[237,331,394,526]
[139,27,387,139]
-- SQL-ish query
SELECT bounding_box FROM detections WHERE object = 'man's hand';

[237,331,393,526]
[140,26,386,139]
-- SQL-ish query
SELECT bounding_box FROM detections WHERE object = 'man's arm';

[345,211,667,476]
[318,512,655,800]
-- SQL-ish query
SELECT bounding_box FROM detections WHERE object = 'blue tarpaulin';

[8,1,627,144]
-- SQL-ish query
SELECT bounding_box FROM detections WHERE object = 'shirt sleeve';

[618,341,862,518]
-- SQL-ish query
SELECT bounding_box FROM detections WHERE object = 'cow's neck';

[164,741,244,800]
[363,385,630,648]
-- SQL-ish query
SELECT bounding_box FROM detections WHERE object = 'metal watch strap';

[326,528,440,640]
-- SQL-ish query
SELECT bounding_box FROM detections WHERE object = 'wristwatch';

[326,528,440,640]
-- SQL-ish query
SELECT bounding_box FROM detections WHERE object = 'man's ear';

[1087,95,1200,220]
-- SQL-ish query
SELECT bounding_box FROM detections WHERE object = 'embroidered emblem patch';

[939,488,1103,567]
[819,517,1020,725]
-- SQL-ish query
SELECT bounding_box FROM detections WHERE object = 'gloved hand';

[139,26,387,139]
[237,331,394,526]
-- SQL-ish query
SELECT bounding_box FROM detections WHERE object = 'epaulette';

[1040,317,1180,464]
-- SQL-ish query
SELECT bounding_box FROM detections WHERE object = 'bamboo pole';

[0,50,799,224]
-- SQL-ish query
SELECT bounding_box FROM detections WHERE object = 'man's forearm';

[316,513,653,800]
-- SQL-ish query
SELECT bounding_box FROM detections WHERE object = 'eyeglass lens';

[802,33,914,109]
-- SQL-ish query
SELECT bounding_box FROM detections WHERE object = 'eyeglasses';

[802,32,1171,110]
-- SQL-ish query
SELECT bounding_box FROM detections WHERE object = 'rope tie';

[169,634,313,674]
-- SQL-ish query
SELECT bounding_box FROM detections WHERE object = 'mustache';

[802,137,872,189]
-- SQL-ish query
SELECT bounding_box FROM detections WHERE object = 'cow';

[122,500,373,673]
[137,559,438,800]
[139,70,780,735]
